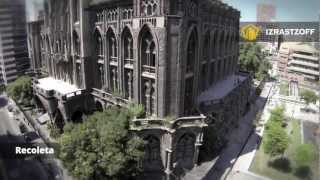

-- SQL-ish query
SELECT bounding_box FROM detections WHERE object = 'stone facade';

[29,0,253,179]
[27,20,46,74]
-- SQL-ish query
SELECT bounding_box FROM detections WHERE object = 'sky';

[25,0,320,22]
[223,0,320,22]
[26,0,44,22]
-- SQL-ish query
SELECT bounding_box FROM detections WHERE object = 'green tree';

[256,60,272,80]
[239,43,271,79]
[300,90,318,106]
[263,106,290,157]
[6,76,33,106]
[58,107,145,180]
[47,122,61,139]
[263,123,290,157]
[268,106,285,123]
[0,85,5,94]
[293,143,316,166]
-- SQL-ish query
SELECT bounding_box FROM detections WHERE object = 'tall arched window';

[94,30,104,89]
[73,0,79,22]
[141,31,156,74]
[219,31,224,57]
[141,0,158,16]
[107,28,118,92]
[122,27,134,99]
[73,31,80,59]
[144,136,161,163]
[186,30,197,73]
[184,29,197,115]
[123,28,133,64]
[107,29,117,63]
[140,27,156,116]
[225,34,230,54]
[203,32,210,61]
[95,31,103,58]
[176,134,195,167]
[213,32,218,58]
[201,32,210,91]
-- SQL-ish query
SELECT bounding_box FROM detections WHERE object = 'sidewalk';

[227,83,277,180]
[183,82,274,180]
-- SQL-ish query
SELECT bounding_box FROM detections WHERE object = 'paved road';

[0,95,49,180]
[183,82,275,180]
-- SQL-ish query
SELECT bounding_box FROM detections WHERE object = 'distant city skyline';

[223,0,320,22]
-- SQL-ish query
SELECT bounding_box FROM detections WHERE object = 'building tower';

[0,0,30,85]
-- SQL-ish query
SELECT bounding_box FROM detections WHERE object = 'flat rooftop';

[197,74,248,103]
[36,77,80,95]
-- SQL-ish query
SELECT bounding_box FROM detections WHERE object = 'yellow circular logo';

[240,24,261,41]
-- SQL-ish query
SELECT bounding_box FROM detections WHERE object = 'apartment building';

[0,0,30,85]
[278,42,319,84]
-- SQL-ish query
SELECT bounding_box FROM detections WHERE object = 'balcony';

[288,60,319,69]
[131,115,207,131]
[142,65,156,75]
[291,53,318,61]
[288,66,319,76]
[91,88,129,107]
[109,57,118,66]
[124,58,134,69]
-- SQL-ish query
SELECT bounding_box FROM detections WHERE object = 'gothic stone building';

[30,0,252,179]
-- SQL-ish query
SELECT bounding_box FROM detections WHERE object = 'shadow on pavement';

[0,96,8,108]
[201,95,268,180]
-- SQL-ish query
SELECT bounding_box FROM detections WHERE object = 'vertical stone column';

[112,68,117,92]
[165,148,173,180]
[128,71,133,100]
[99,65,104,88]
[127,38,132,58]
[145,81,151,115]
[193,132,203,166]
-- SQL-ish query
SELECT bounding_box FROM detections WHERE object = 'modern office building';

[29,0,252,178]
[278,42,319,85]
[0,0,30,85]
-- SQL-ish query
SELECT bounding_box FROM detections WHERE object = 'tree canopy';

[268,106,286,123]
[6,76,33,106]
[293,143,316,166]
[263,106,290,157]
[239,43,271,80]
[58,106,145,180]
[263,123,290,157]
[300,90,318,106]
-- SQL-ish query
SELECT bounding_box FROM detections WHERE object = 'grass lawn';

[279,82,289,96]
[250,120,319,180]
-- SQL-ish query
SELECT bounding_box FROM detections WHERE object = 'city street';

[227,80,320,180]
[183,82,275,180]
[0,95,49,180]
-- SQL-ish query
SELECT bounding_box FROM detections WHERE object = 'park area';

[250,106,319,180]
